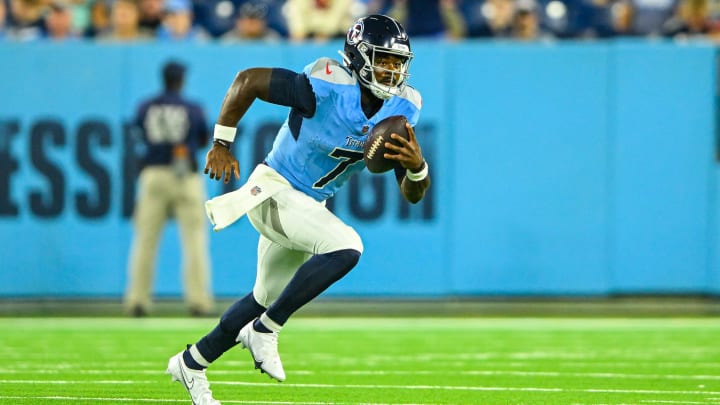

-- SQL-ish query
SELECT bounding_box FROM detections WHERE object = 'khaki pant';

[124,167,214,313]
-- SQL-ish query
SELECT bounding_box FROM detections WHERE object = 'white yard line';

[2,317,720,331]
[1,379,719,396]
[641,401,720,404]
[0,397,436,405]
[1,396,719,405]
[2,367,720,381]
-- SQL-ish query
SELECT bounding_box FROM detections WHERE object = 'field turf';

[0,317,718,404]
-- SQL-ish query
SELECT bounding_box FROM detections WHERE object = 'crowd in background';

[1,0,719,43]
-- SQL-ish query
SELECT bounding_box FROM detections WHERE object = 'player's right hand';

[204,144,240,184]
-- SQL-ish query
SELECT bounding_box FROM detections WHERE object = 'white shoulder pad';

[309,58,355,85]
[398,86,422,110]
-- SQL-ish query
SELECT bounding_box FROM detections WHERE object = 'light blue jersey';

[265,58,422,202]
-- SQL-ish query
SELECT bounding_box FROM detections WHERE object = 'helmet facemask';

[355,44,413,100]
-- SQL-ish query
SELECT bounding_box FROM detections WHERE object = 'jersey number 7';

[313,148,363,189]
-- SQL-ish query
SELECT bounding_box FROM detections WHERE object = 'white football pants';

[246,176,364,307]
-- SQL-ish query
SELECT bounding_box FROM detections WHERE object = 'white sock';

[188,344,211,368]
[259,313,282,333]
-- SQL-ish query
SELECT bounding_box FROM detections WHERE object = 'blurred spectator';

[285,0,353,41]
[192,0,287,38]
[157,0,209,41]
[608,0,641,35]
[219,0,281,41]
[661,0,716,37]
[6,0,47,41]
[633,0,677,36]
[513,7,538,37]
[66,0,90,34]
[192,0,240,37]
[96,0,153,41]
[512,0,554,38]
[463,0,515,38]
[0,0,6,39]
[44,1,80,40]
[254,0,287,36]
[387,0,466,39]
[138,0,163,33]
[584,0,616,37]
[83,0,111,38]
[534,0,612,38]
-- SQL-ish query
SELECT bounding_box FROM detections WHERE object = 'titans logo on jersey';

[265,57,422,202]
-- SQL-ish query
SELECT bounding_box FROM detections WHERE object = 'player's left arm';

[387,122,431,204]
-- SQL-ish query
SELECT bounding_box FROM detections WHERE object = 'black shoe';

[130,305,148,317]
[189,307,215,317]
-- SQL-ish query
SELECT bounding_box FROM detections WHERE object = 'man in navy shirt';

[166,15,431,404]
[124,60,215,318]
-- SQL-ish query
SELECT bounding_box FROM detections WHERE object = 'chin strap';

[339,49,399,100]
[337,50,352,66]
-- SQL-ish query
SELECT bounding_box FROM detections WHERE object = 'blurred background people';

[632,0,677,36]
[661,0,717,37]
[83,0,111,38]
[138,0,164,34]
[192,0,242,37]
[191,0,287,39]
[386,0,466,39]
[285,0,354,41]
[608,0,641,36]
[44,1,80,40]
[124,60,215,317]
[463,0,516,38]
[511,0,553,39]
[5,0,47,41]
[157,0,209,41]
[96,0,153,41]
[219,0,281,41]
[0,0,6,39]
[4,0,720,43]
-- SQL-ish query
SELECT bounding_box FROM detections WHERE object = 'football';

[363,115,410,173]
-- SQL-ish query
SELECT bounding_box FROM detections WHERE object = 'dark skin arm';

[207,66,431,203]
[386,122,431,204]
[204,68,273,183]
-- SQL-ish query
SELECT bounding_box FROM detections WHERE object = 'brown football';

[363,115,409,173]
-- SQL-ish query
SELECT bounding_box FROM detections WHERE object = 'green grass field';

[1,317,719,405]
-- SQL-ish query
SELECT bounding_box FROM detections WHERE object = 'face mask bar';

[366,46,412,99]
[339,42,414,100]
[370,48,412,86]
[360,44,413,99]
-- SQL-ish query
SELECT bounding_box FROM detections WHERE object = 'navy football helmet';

[340,14,413,100]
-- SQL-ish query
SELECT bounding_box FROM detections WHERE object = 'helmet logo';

[347,22,364,45]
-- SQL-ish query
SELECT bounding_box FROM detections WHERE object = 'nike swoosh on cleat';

[178,358,195,389]
[325,62,333,75]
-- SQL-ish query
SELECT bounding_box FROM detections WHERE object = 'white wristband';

[213,124,237,143]
[406,161,428,182]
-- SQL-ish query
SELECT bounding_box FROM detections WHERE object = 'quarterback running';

[166,14,431,404]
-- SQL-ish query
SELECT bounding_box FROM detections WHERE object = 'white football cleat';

[237,321,286,382]
[166,351,221,405]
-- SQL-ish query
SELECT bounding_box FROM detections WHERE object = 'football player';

[166,14,431,404]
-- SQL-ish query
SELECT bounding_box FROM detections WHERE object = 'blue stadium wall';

[1,40,718,298]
